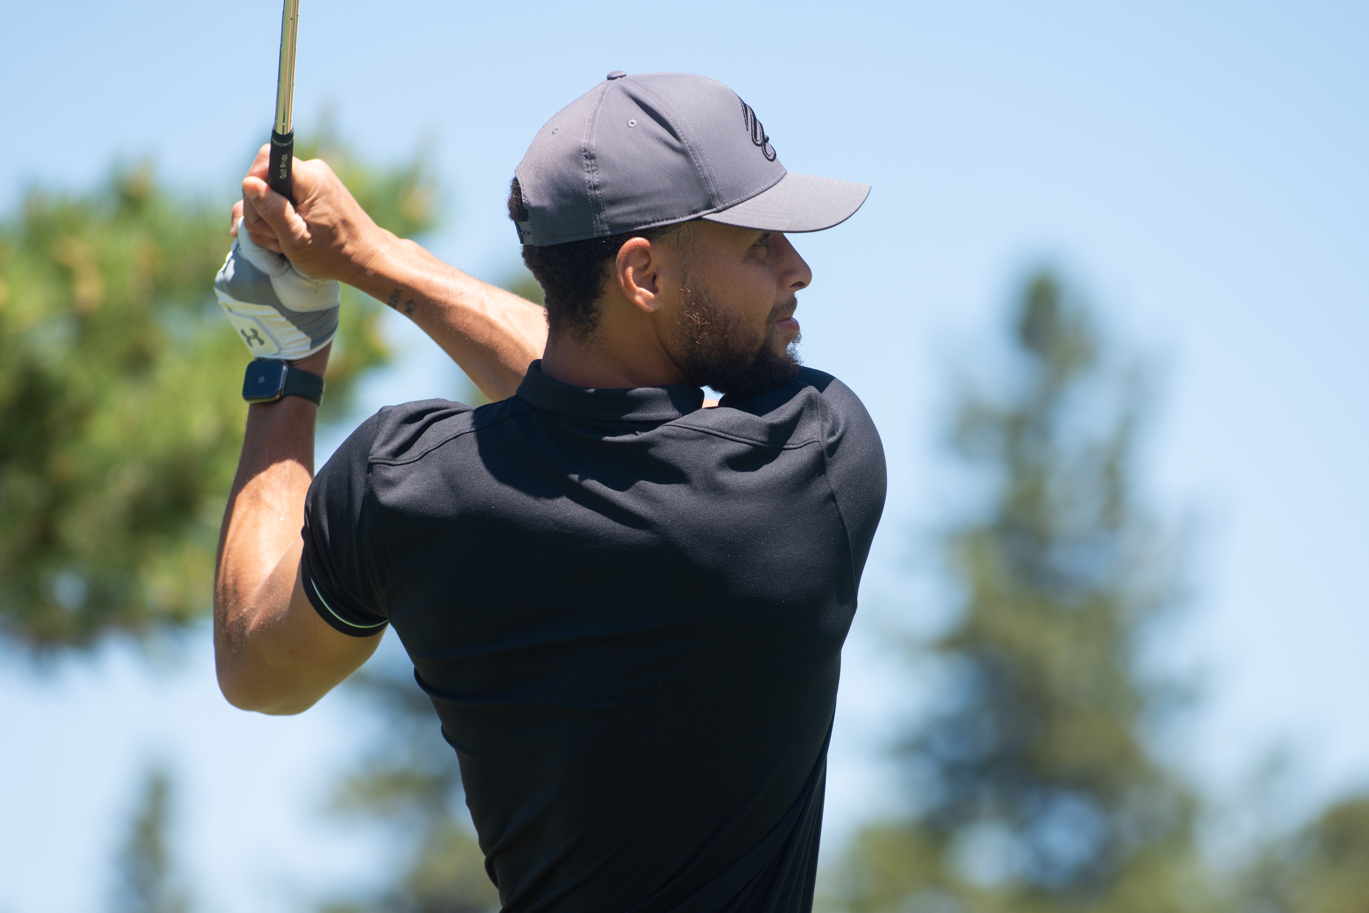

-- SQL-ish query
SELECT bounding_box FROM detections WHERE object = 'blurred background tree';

[1231,792,1369,913]
[0,135,434,650]
[824,272,1215,913]
[108,763,191,913]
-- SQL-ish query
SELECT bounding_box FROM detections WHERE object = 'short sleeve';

[820,378,887,587]
[300,410,390,637]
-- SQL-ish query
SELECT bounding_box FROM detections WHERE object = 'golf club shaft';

[268,0,300,202]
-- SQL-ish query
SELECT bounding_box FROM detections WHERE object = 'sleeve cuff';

[302,572,388,637]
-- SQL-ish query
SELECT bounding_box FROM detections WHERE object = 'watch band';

[280,364,325,404]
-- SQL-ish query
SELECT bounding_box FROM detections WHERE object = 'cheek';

[690,262,777,345]
[736,270,779,323]
[734,291,772,343]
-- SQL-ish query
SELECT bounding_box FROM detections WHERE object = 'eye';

[752,232,773,252]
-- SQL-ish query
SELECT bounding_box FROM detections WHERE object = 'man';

[214,72,886,912]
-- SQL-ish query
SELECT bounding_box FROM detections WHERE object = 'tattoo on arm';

[386,287,418,317]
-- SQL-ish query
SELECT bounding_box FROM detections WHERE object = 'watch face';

[243,359,289,403]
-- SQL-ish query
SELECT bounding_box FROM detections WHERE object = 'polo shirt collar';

[516,360,705,422]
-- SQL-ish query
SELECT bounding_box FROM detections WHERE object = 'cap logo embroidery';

[739,99,777,162]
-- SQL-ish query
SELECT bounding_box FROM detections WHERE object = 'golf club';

[268,0,299,202]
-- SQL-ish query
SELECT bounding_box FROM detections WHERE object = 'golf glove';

[214,219,340,359]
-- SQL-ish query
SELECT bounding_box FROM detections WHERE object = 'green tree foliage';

[0,138,436,650]
[108,764,191,913]
[827,271,1211,913]
[1233,793,1369,913]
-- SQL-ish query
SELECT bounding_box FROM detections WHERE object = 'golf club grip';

[268,130,294,202]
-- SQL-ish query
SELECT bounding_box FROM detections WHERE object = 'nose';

[777,233,812,291]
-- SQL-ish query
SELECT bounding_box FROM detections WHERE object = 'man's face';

[666,221,813,398]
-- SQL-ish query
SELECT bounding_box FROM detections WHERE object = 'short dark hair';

[508,178,684,340]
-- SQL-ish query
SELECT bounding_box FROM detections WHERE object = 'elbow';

[215,653,317,716]
[215,664,265,713]
[218,676,316,716]
[251,699,317,716]
[213,601,317,715]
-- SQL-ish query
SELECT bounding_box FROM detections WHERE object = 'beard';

[674,278,802,399]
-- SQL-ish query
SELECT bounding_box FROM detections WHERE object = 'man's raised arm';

[235,145,548,401]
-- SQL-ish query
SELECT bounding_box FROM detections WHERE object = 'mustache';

[769,298,798,321]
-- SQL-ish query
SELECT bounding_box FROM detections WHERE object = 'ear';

[613,236,665,314]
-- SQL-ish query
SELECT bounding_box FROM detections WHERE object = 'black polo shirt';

[300,361,886,913]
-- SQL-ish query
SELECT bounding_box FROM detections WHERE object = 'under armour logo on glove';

[214,221,340,359]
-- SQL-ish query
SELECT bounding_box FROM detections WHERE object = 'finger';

[242,175,310,248]
[240,194,284,253]
[243,200,281,247]
[230,200,244,235]
[248,144,271,180]
[240,192,271,242]
[247,224,284,254]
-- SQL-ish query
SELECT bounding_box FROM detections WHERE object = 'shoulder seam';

[669,422,823,450]
[367,400,528,469]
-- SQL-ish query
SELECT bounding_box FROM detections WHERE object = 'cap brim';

[700,172,870,233]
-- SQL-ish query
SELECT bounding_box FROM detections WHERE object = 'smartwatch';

[242,358,325,405]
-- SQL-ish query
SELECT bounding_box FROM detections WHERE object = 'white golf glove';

[214,219,340,359]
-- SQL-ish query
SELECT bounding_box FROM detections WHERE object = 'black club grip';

[268,129,294,202]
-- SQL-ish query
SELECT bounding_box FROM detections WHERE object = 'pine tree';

[1235,793,1369,913]
[829,270,1212,913]
[109,764,191,913]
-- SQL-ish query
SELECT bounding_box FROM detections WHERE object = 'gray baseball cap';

[512,72,871,246]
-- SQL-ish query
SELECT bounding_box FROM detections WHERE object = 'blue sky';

[3,2,1367,910]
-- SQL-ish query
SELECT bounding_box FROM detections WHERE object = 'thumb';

[242,175,311,250]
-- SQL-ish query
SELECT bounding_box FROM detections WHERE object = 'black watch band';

[242,358,325,405]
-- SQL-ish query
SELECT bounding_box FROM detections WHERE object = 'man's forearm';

[353,233,548,402]
[213,351,324,697]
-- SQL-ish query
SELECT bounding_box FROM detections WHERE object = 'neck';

[540,324,686,390]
